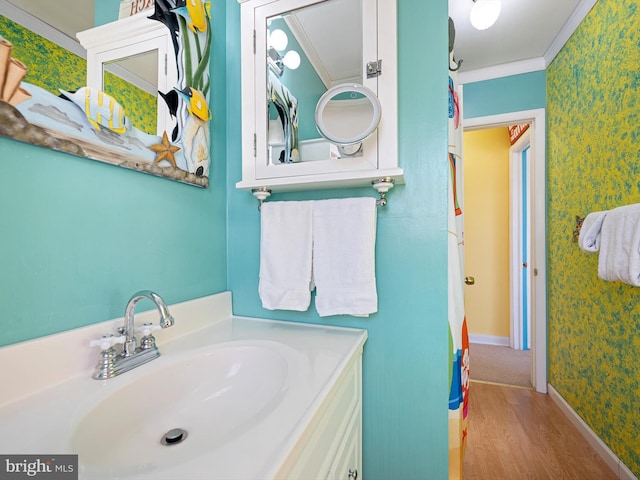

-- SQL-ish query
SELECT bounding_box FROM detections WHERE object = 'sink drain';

[161,428,188,446]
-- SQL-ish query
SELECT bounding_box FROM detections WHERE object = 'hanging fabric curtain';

[447,49,470,480]
[268,70,300,163]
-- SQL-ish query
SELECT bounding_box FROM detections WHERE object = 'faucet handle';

[138,322,162,350]
[90,334,126,351]
[137,322,162,337]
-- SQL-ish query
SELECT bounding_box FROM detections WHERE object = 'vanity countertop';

[0,292,367,479]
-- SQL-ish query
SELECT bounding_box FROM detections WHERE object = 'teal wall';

[95,0,120,26]
[462,70,547,119]
[227,1,450,478]
[0,1,228,347]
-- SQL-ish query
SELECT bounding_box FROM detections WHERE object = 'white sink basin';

[70,342,288,476]
[0,296,368,480]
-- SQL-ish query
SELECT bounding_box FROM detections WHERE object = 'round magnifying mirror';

[315,84,381,155]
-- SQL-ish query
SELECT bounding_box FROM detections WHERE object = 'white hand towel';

[578,210,608,253]
[259,200,314,310]
[312,197,378,317]
[597,203,640,286]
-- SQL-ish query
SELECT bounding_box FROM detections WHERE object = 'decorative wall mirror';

[0,1,211,187]
[237,0,403,193]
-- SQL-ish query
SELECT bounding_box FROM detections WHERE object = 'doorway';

[464,109,547,394]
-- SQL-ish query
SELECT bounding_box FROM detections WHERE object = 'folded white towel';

[312,197,378,317]
[259,200,314,310]
[597,203,640,286]
[578,210,608,253]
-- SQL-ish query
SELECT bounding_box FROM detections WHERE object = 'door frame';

[464,109,547,393]
[510,134,532,351]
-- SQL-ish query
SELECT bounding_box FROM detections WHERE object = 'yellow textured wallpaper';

[547,0,639,474]
[0,15,155,134]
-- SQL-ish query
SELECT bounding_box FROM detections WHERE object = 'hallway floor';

[470,343,531,388]
[463,381,618,479]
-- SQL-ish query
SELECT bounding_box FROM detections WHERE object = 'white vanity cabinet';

[276,348,363,479]
[237,0,403,193]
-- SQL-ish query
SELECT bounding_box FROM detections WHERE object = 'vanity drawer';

[278,355,362,480]
[328,407,361,480]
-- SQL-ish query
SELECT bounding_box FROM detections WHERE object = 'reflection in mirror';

[266,0,363,165]
[315,83,380,158]
[103,51,158,136]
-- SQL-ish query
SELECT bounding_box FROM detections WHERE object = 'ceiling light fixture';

[470,0,501,31]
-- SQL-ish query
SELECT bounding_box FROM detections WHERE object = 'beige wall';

[463,127,511,338]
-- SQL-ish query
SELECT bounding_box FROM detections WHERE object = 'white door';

[509,136,532,351]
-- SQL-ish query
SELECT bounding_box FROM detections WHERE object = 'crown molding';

[457,57,546,85]
[457,0,599,85]
[544,0,598,66]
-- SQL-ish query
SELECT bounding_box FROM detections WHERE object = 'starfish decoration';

[150,131,180,167]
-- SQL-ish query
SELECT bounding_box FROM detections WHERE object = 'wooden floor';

[463,381,618,480]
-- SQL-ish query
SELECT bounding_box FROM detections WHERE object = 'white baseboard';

[468,334,510,347]
[621,463,639,480]
[548,384,638,480]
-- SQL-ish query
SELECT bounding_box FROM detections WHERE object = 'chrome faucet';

[122,290,175,356]
[90,290,175,379]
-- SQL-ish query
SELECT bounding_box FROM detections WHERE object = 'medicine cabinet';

[237,0,403,194]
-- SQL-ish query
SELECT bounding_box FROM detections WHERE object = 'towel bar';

[251,187,272,210]
[573,215,584,243]
[372,177,394,206]
[251,178,396,210]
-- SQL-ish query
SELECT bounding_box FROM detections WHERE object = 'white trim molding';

[543,0,599,66]
[458,57,546,85]
[548,384,638,480]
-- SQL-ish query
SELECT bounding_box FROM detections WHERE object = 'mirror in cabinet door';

[237,0,403,193]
